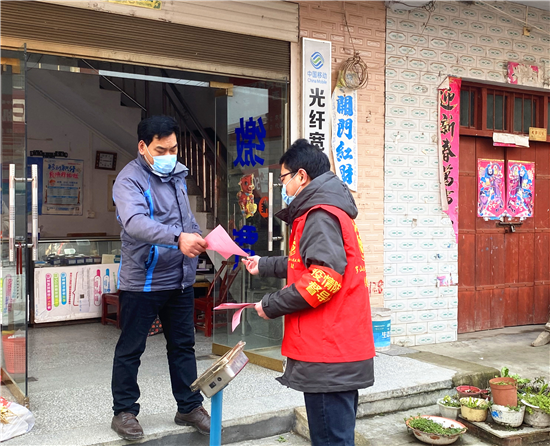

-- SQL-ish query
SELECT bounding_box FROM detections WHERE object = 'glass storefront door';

[212,81,288,370]
[1,48,30,406]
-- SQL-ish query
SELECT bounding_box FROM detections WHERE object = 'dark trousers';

[304,390,358,446]
[111,287,203,416]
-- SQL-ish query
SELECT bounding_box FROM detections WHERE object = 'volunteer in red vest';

[243,139,375,446]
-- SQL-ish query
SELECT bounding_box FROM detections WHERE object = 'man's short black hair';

[138,116,180,146]
[279,139,331,179]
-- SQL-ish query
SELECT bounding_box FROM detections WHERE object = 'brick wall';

[299,1,387,307]
[384,1,550,346]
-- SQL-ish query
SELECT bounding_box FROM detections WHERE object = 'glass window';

[495,95,505,130]
[487,94,494,130]
[523,99,533,133]
[514,97,522,132]
[460,90,470,126]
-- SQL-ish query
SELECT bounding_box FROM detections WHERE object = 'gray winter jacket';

[113,155,200,292]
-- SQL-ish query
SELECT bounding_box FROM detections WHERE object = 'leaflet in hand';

[204,225,248,259]
[214,302,258,332]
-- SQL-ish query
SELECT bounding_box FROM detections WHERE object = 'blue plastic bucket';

[371,307,391,352]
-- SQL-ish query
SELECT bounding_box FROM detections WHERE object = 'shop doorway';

[1,49,288,405]
[458,135,550,333]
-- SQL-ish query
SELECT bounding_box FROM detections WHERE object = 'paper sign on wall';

[477,159,505,219]
[303,38,331,153]
[42,159,84,215]
[506,161,535,218]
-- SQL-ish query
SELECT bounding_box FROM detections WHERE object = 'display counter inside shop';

[32,237,121,324]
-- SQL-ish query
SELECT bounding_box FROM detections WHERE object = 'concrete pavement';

[2,324,548,445]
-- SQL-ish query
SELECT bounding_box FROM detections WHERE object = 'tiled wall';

[384,1,550,346]
[299,1,387,307]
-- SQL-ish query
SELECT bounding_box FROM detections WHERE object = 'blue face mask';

[145,145,177,176]
[281,173,301,206]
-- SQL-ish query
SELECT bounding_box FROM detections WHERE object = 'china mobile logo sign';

[310,52,324,69]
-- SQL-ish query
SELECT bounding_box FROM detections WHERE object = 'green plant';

[440,395,461,408]
[406,416,465,436]
[460,397,491,410]
[493,381,514,386]
[504,405,522,412]
[523,393,550,415]
[500,367,530,386]
[277,435,287,443]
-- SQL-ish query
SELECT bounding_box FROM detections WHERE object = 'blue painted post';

[210,389,223,446]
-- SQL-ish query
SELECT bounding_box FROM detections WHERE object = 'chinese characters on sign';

[42,159,83,215]
[234,117,265,167]
[477,159,505,219]
[506,161,534,218]
[438,77,461,243]
[233,225,258,269]
[332,87,358,191]
[303,38,331,153]
[108,0,161,9]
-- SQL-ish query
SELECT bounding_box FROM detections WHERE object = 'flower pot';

[489,377,517,407]
[460,405,488,422]
[491,404,525,428]
[406,415,467,445]
[522,401,550,428]
[456,385,481,399]
[479,389,491,401]
[437,399,461,420]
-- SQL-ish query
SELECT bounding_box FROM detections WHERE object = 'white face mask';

[144,144,177,176]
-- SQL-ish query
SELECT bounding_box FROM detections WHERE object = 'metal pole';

[210,389,223,446]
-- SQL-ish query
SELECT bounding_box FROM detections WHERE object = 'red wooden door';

[458,136,550,333]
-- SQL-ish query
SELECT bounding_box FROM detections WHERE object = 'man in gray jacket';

[111,116,210,440]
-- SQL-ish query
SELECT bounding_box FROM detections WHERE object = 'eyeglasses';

[278,171,296,185]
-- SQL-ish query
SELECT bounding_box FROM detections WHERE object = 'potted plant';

[405,415,467,445]
[479,389,491,401]
[489,377,517,407]
[460,397,491,422]
[522,393,550,428]
[437,395,461,420]
[455,385,481,398]
[491,404,525,428]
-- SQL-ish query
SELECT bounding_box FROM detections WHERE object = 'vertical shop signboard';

[303,38,331,153]
[42,159,84,215]
[331,87,358,191]
[506,161,535,218]
[477,159,505,219]
[437,77,461,243]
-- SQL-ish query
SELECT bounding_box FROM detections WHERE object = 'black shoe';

[111,412,144,440]
[175,406,211,435]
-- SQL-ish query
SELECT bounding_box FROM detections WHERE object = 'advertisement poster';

[34,264,117,323]
[42,159,83,215]
[332,87,358,191]
[506,161,535,218]
[437,76,461,243]
[303,38,331,153]
[477,159,505,219]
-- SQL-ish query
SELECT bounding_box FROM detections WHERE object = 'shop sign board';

[529,127,547,141]
[331,87,358,191]
[107,0,161,9]
[302,38,331,153]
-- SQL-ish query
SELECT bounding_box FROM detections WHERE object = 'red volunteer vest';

[283,205,376,363]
